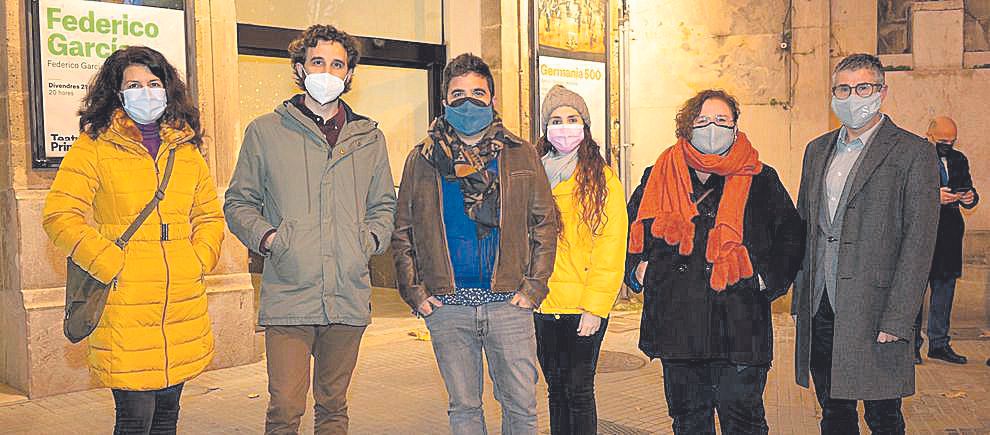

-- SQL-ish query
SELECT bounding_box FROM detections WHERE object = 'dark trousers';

[534,313,608,435]
[811,293,905,435]
[914,278,957,352]
[661,360,769,435]
[111,383,184,435]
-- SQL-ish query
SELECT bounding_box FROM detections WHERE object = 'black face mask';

[935,141,954,157]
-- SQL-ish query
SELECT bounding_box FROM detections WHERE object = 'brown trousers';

[264,324,366,435]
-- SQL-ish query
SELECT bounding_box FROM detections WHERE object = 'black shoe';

[928,345,968,364]
[914,349,923,365]
[986,358,989,367]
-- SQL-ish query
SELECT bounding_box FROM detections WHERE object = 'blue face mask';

[444,97,494,136]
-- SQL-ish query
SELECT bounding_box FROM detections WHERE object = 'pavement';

[1,288,988,434]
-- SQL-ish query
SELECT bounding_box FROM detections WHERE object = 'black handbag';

[63,148,177,343]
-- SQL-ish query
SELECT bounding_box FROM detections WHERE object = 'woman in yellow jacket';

[42,46,223,434]
[536,85,628,435]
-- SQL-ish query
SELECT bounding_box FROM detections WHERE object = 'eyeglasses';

[832,82,884,99]
[693,115,735,128]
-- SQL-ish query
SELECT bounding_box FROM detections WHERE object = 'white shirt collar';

[839,114,885,150]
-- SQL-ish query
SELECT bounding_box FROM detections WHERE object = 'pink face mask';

[546,124,584,153]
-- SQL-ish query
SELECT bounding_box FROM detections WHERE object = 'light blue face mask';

[690,123,737,155]
[831,93,881,129]
[120,87,167,125]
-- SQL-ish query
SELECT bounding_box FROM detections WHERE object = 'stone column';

[445,0,482,59]
[1,0,35,396]
[480,0,527,136]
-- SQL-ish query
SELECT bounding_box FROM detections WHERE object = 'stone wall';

[626,0,819,194]
[627,0,990,227]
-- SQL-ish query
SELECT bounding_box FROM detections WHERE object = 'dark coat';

[625,164,805,365]
[931,148,979,279]
[792,118,940,400]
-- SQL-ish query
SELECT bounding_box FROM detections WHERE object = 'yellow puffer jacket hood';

[43,110,224,390]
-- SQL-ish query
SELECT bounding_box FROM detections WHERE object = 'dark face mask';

[935,141,954,157]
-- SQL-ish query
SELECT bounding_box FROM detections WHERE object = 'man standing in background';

[915,116,977,365]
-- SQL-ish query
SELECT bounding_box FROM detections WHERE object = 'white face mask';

[831,93,882,130]
[690,123,737,155]
[120,87,167,125]
[303,72,346,105]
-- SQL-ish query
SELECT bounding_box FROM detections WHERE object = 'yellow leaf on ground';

[408,329,431,341]
[941,391,967,399]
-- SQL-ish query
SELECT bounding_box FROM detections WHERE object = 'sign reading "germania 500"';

[36,0,186,161]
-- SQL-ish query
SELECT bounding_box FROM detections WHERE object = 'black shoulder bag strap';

[115,147,177,248]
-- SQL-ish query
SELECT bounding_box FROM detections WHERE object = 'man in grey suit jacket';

[793,53,940,434]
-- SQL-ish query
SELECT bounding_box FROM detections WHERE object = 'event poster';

[36,0,186,160]
[537,56,607,148]
[537,0,607,55]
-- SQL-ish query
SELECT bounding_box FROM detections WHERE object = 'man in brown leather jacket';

[391,53,557,435]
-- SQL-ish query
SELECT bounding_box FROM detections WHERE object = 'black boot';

[914,348,923,365]
[928,345,967,364]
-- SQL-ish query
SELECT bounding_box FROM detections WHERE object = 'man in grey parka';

[225,24,395,434]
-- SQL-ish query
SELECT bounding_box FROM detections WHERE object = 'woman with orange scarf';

[624,90,804,434]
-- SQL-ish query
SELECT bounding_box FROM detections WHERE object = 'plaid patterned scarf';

[422,117,508,238]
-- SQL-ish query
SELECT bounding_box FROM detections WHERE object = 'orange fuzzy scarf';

[629,133,763,290]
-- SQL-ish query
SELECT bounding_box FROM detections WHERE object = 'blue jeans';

[914,278,957,352]
[424,302,539,435]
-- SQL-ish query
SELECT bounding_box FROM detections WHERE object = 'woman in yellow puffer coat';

[535,85,629,435]
[42,46,223,434]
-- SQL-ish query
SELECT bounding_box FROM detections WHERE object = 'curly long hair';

[78,46,203,146]
[673,89,740,141]
[538,124,609,236]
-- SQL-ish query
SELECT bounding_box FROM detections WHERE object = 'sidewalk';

[1,289,988,434]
